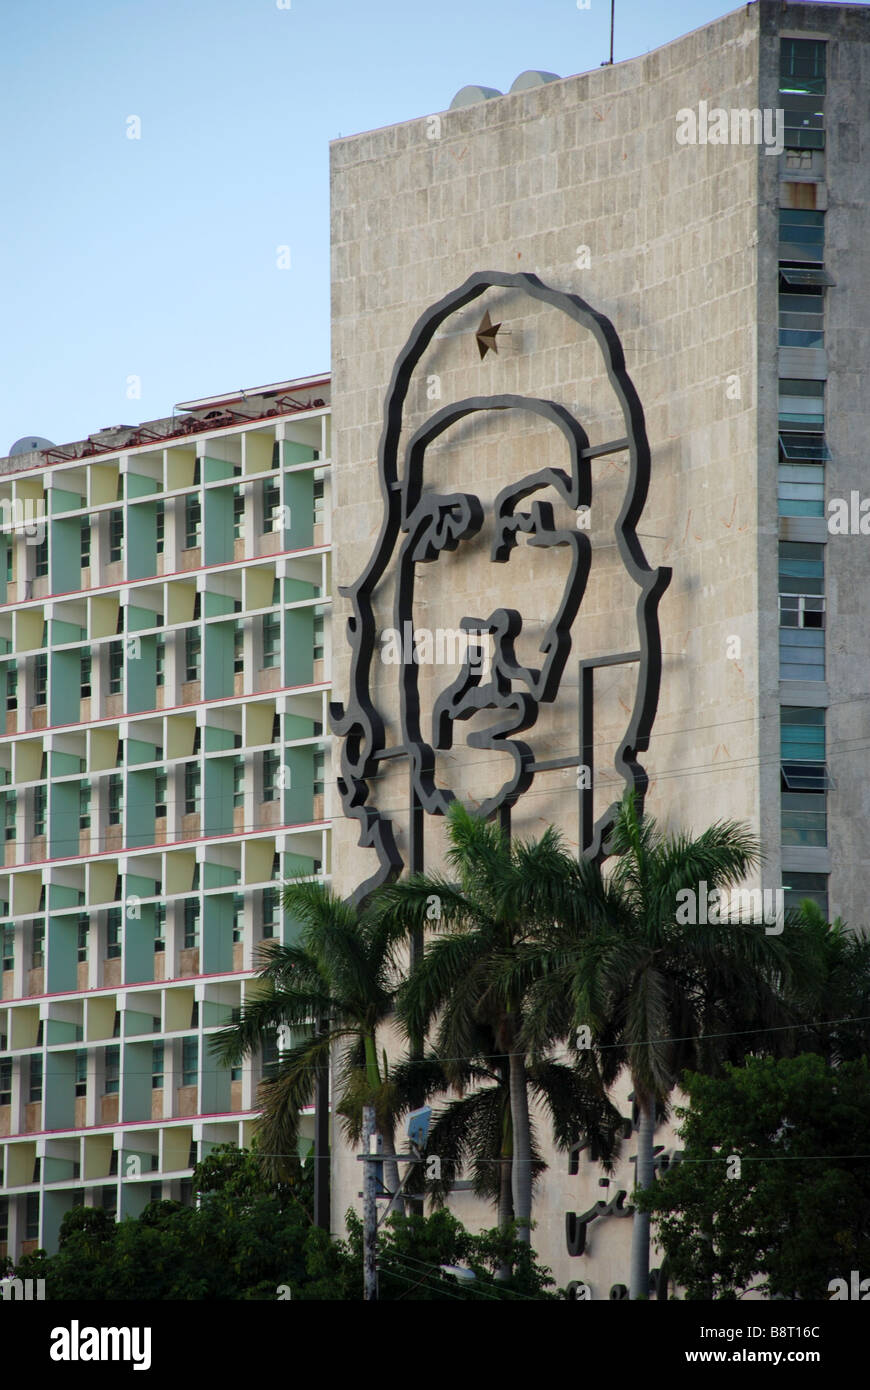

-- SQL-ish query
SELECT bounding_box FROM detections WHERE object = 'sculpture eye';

[409,493,483,563]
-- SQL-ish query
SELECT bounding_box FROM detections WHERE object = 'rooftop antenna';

[601,0,615,65]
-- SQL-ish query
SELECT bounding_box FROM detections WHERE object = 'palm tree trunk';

[508,1048,532,1244]
[629,1093,655,1299]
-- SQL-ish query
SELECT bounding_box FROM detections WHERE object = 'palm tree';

[375,802,624,1246]
[210,880,411,1204]
[522,792,810,1299]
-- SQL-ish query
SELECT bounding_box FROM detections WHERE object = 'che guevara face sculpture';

[330,271,671,902]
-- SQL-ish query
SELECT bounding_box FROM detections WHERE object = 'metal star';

[475,309,501,359]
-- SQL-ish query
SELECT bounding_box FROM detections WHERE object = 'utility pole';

[361,1104,379,1301]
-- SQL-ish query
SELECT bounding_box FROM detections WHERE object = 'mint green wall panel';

[49,517,81,594]
[204,592,236,617]
[203,487,233,565]
[282,745,314,824]
[51,751,83,777]
[202,862,238,889]
[125,1007,157,1037]
[127,605,160,632]
[203,455,237,483]
[201,893,233,976]
[283,442,317,465]
[49,780,79,858]
[50,487,84,514]
[126,633,157,714]
[204,726,237,752]
[283,714,317,739]
[284,578,317,601]
[127,768,156,849]
[204,621,234,700]
[284,608,314,686]
[127,500,158,581]
[45,1019,79,1044]
[125,904,156,984]
[49,884,80,910]
[52,620,85,645]
[127,473,159,498]
[43,1191,75,1254]
[127,738,159,766]
[44,1050,75,1129]
[122,1041,152,1122]
[203,756,233,837]
[49,648,81,727]
[283,471,314,548]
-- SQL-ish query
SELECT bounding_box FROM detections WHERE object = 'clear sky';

[0,0,842,448]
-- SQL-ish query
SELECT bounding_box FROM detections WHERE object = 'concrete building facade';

[328,2,870,1295]
[0,378,333,1261]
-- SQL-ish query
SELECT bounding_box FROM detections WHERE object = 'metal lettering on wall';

[331,271,671,902]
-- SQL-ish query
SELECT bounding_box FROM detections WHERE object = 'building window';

[155,771,167,819]
[262,886,278,939]
[106,907,122,959]
[779,379,824,432]
[33,784,47,838]
[781,791,827,848]
[779,285,824,350]
[1,926,13,971]
[152,1041,164,1089]
[5,666,17,711]
[154,902,166,953]
[104,1045,120,1095]
[109,509,124,563]
[75,1050,87,1098]
[779,542,825,682]
[313,613,324,663]
[233,622,244,674]
[314,749,325,797]
[778,209,824,265]
[80,652,92,698]
[183,897,200,949]
[80,517,91,568]
[232,892,244,943]
[262,613,280,668]
[182,1036,198,1088]
[34,534,49,579]
[780,38,826,96]
[155,637,165,688]
[34,653,47,707]
[184,763,200,816]
[25,1193,40,1242]
[233,757,245,809]
[262,479,280,533]
[77,914,89,963]
[108,773,123,825]
[29,1053,43,1102]
[781,96,825,150]
[261,1032,279,1081]
[108,640,123,695]
[31,920,45,969]
[233,489,245,540]
[155,501,164,555]
[313,474,325,526]
[0,1059,11,1106]
[778,462,824,519]
[783,871,828,917]
[184,627,201,682]
[262,749,279,802]
[184,494,201,550]
[781,706,825,762]
[3,792,16,843]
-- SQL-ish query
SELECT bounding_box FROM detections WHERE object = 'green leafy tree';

[210,882,411,1200]
[520,792,812,1298]
[637,1054,870,1299]
[376,802,624,1246]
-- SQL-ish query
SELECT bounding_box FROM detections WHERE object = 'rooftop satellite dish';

[449,84,503,110]
[509,70,561,92]
[9,436,54,457]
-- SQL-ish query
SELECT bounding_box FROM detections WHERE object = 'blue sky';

[0,0,811,447]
